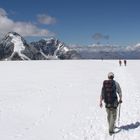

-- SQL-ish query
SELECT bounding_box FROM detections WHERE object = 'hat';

[108,72,114,78]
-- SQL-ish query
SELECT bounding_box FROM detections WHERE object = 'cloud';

[12,22,51,36]
[0,8,54,38]
[92,33,110,41]
[0,8,7,16]
[37,14,56,25]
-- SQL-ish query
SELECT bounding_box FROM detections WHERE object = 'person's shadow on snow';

[118,121,140,131]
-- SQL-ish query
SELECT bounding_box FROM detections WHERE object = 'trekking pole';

[117,103,121,126]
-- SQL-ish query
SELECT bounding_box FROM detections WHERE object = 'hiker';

[124,59,127,66]
[99,72,122,135]
[119,60,122,66]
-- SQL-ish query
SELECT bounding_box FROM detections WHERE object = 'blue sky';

[1,0,140,46]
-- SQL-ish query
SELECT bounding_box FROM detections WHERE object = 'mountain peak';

[7,31,21,36]
[0,32,80,60]
[2,32,27,45]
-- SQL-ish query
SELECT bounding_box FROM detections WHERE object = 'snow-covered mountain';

[1,32,140,60]
[0,32,45,60]
[0,32,80,60]
[30,37,80,60]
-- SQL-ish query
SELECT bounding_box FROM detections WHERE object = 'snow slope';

[0,60,139,140]
[8,33,30,60]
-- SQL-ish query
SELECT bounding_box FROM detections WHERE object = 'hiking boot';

[109,131,115,135]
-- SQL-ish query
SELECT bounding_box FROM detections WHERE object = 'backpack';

[102,80,118,108]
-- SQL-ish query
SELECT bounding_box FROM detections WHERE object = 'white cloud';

[37,14,56,24]
[0,8,54,38]
[0,8,7,16]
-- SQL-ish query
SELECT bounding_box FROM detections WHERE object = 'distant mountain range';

[0,32,80,60]
[69,44,140,59]
[0,32,140,60]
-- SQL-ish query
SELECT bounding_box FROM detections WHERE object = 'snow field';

[0,60,139,140]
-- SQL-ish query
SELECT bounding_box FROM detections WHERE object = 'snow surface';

[9,33,25,52]
[0,60,139,140]
[63,47,69,52]
[8,33,30,60]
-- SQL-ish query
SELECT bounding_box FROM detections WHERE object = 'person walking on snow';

[124,59,127,66]
[119,60,122,66]
[99,72,122,135]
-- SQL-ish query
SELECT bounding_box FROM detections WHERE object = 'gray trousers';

[106,108,117,132]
